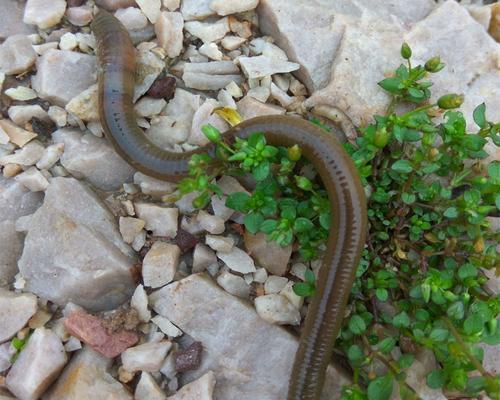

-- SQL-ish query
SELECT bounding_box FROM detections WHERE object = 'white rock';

[135,96,167,117]
[247,85,271,102]
[270,82,294,107]
[192,243,218,273]
[264,276,288,294]
[48,106,67,127]
[59,32,78,51]
[32,49,96,107]
[236,95,285,120]
[221,35,246,51]
[217,246,256,274]
[131,285,151,323]
[0,341,15,372]
[189,100,228,146]
[135,0,161,23]
[18,177,136,311]
[210,0,258,16]
[254,294,300,325]
[184,61,240,75]
[225,81,243,98]
[217,89,237,109]
[6,328,67,400]
[183,72,243,91]
[66,6,93,27]
[197,210,225,234]
[44,346,132,399]
[217,270,249,298]
[181,0,215,21]
[119,217,146,244]
[0,289,37,342]
[244,231,292,276]
[14,167,49,192]
[65,83,99,122]
[136,372,166,400]
[205,235,234,252]
[185,18,230,43]
[0,71,4,92]
[0,119,37,147]
[134,172,176,197]
[216,175,249,195]
[135,203,178,237]
[0,141,44,167]
[279,281,303,310]
[23,0,66,29]
[132,230,147,252]
[122,340,171,372]
[151,315,183,338]
[199,43,223,61]
[4,86,37,101]
[8,105,49,126]
[290,263,308,281]
[150,274,349,399]
[253,267,267,283]
[167,371,215,400]
[0,35,37,75]
[146,116,189,148]
[115,7,148,31]
[238,55,300,79]
[53,128,135,190]
[0,0,36,40]
[155,11,184,58]
[36,143,64,170]
[134,50,164,101]
[142,241,180,288]
[163,0,180,11]
[33,41,59,55]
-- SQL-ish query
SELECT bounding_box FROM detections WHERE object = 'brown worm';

[92,10,367,400]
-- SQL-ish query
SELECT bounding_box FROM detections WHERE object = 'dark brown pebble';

[31,117,56,137]
[175,229,198,253]
[67,0,86,7]
[174,341,203,372]
[147,76,176,100]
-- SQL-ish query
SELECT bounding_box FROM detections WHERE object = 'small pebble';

[174,341,203,372]
[14,167,49,192]
[197,210,225,234]
[205,234,234,252]
[199,43,223,61]
[131,285,151,323]
[5,86,37,101]
[122,340,172,372]
[59,32,78,51]
[192,243,218,273]
[175,229,198,253]
[151,315,182,338]
[142,241,180,288]
[147,76,176,99]
[217,270,249,298]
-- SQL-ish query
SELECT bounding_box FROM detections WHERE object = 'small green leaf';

[447,302,465,320]
[252,161,271,181]
[464,314,484,335]
[201,124,221,143]
[398,354,415,370]
[295,176,313,191]
[473,103,487,128]
[378,77,403,94]
[260,219,278,234]
[347,345,364,362]
[463,135,487,152]
[367,375,393,400]
[429,328,449,342]
[391,160,413,174]
[458,263,477,280]
[427,370,445,389]
[487,161,500,185]
[401,193,416,204]
[376,288,388,302]
[393,312,410,328]
[293,217,314,233]
[349,315,367,335]
[292,282,315,297]
[443,207,459,219]
[438,93,464,110]
[244,212,264,234]
[377,337,396,354]
[304,269,316,284]
[225,192,250,212]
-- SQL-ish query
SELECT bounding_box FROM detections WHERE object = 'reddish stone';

[146,76,176,100]
[175,229,198,254]
[174,341,203,372]
[64,310,139,358]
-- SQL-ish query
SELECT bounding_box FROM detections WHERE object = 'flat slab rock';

[18,177,136,311]
[0,0,35,40]
[150,274,350,400]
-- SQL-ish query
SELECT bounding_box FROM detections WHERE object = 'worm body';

[92,11,367,400]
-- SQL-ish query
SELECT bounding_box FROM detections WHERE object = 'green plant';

[177,42,499,399]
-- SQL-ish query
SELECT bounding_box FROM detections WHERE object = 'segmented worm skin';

[92,10,367,400]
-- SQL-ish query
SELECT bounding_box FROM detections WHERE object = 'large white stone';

[150,274,350,400]
[45,346,133,400]
[115,7,148,31]
[0,0,35,40]
[136,0,161,23]
[53,128,135,191]
[6,328,67,400]
[0,35,37,76]
[254,293,301,325]
[65,84,99,122]
[135,203,178,237]
[167,371,215,400]
[0,289,37,342]
[32,49,97,106]
[184,18,230,43]
[239,55,300,79]
[23,0,66,29]
[18,177,136,311]
[181,0,215,21]
[155,12,184,58]
[210,0,258,16]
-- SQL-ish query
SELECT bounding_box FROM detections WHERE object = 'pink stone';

[64,311,139,358]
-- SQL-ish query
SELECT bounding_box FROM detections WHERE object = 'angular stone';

[0,221,23,285]
[135,203,178,237]
[44,346,133,400]
[6,328,67,400]
[131,285,151,322]
[134,50,165,102]
[32,49,97,107]
[115,7,148,31]
[0,289,37,342]
[183,72,243,91]
[66,5,94,27]
[239,56,300,79]
[174,341,203,372]
[167,371,215,400]
[134,172,176,197]
[8,105,49,126]
[96,0,137,11]
[156,12,184,58]
[136,372,166,400]
[142,241,180,288]
[0,35,37,76]
[164,0,180,12]
[211,0,258,16]
[196,210,225,234]
[181,0,215,21]
[53,128,135,191]
[0,141,45,167]
[151,315,183,338]
[119,217,145,244]
[254,293,300,325]
[14,166,49,192]
[264,276,288,294]
[23,0,66,29]
[236,95,285,120]
[136,0,161,23]
[18,177,136,311]
[36,143,65,170]
[150,274,350,399]
[217,270,249,298]
[192,244,218,273]
[217,246,256,274]
[0,0,36,40]
[184,61,240,75]
[0,119,37,147]
[205,235,234,253]
[184,18,230,43]
[121,340,172,372]
[64,310,139,358]
[244,232,292,276]
[66,84,99,122]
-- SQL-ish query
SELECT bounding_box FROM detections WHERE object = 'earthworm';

[91,10,367,400]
